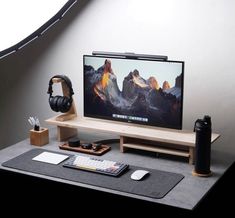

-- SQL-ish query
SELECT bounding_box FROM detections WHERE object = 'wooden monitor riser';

[45,116,220,164]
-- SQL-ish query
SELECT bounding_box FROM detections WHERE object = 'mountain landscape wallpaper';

[84,56,183,129]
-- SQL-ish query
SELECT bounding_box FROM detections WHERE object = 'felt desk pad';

[2,148,184,199]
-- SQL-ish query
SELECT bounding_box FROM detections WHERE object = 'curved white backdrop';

[0,0,69,52]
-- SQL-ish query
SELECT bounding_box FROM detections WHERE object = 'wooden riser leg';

[57,126,77,141]
[120,136,128,153]
[189,147,195,164]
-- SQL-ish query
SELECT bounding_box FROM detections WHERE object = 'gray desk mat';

[2,148,184,199]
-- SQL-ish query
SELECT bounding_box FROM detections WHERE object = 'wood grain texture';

[46,117,220,146]
[30,128,49,146]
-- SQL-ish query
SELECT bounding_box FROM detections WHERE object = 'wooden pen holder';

[30,128,49,146]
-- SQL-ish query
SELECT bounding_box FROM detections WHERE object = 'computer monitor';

[83,54,184,130]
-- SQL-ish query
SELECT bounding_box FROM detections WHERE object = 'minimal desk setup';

[0,62,231,211]
[0,128,233,211]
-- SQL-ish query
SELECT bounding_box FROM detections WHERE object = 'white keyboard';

[63,155,129,177]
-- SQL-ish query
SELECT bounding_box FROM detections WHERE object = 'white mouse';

[130,170,150,181]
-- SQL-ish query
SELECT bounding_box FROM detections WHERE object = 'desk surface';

[0,129,233,210]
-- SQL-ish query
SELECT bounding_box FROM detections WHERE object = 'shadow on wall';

[0,0,91,149]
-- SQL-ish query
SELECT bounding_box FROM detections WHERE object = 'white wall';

[1,0,235,156]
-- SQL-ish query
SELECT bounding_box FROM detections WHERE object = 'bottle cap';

[203,115,211,126]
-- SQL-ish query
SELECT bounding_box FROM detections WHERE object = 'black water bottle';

[193,115,212,176]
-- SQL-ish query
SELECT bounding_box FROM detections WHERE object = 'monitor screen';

[83,55,184,129]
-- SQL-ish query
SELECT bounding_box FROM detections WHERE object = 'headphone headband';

[47,74,74,98]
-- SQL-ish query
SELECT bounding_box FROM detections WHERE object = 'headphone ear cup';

[49,95,72,113]
[53,95,61,112]
[49,96,57,112]
[56,96,65,112]
[49,96,54,110]
[60,96,71,113]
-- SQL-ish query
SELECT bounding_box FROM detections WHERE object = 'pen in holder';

[34,125,40,131]
[30,128,49,146]
[28,116,48,146]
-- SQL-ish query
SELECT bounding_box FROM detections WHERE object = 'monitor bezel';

[83,54,184,130]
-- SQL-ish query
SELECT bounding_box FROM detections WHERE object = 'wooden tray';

[59,143,111,156]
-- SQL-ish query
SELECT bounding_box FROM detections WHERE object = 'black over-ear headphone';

[47,75,74,113]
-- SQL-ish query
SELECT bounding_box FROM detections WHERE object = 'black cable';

[93,139,120,145]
